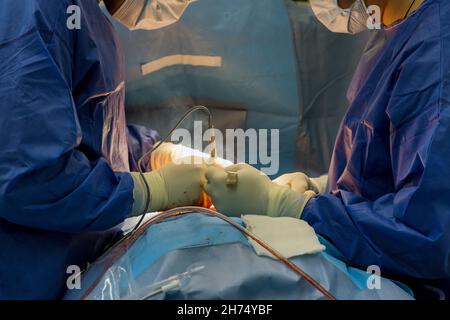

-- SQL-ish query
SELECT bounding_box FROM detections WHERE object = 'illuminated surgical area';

[1,0,447,302]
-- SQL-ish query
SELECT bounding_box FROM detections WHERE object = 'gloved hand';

[150,142,232,171]
[204,163,314,218]
[130,162,207,216]
[274,173,328,195]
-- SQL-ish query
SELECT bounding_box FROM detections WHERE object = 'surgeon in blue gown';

[205,0,450,298]
[0,0,205,299]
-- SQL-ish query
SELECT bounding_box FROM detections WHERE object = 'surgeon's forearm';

[0,154,134,233]
[310,175,328,194]
[302,193,450,280]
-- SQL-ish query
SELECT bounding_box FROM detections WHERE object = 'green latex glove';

[130,162,206,216]
[310,175,328,194]
[273,173,328,194]
[205,163,313,218]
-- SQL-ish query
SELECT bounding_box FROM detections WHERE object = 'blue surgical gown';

[303,0,450,295]
[0,0,159,298]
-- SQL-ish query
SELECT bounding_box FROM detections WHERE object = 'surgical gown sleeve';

[303,1,450,281]
[127,124,160,172]
[0,14,134,233]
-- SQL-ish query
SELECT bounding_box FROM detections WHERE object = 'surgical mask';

[310,0,370,35]
[112,0,196,31]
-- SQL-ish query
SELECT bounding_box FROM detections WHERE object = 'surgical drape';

[303,0,450,294]
[0,0,159,298]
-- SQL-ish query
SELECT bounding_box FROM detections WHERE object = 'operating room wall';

[286,1,369,176]
[109,0,369,176]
